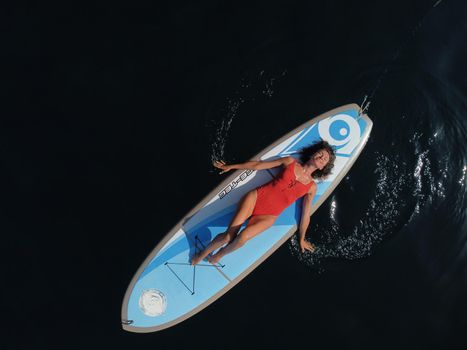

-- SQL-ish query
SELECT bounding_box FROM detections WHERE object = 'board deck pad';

[122,104,373,332]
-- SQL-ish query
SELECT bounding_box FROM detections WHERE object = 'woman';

[191,139,336,265]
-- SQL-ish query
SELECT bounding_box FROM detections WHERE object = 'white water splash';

[210,98,241,164]
[289,152,406,269]
[459,165,467,186]
[330,197,337,222]
[209,70,288,164]
[290,133,450,270]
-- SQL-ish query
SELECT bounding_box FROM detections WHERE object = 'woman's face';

[312,149,330,170]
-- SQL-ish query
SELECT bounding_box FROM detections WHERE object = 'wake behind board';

[121,103,373,332]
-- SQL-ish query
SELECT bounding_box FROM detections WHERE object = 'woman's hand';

[299,239,315,253]
[213,160,234,174]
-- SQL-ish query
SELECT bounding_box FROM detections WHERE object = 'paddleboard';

[121,103,373,332]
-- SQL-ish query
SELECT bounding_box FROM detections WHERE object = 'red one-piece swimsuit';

[251,159,314,217]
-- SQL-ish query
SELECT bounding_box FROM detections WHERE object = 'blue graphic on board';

[280,109,364,158]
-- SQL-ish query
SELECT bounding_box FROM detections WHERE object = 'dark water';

[3,0,467,349]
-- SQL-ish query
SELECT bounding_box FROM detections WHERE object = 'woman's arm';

[298,184,317,253]
[214,156,294,174]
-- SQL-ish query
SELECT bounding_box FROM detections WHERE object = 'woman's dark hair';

[298,139,336,180]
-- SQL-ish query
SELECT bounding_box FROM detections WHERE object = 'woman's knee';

[215,232,231,245]
[226,230,238,243]
[236,232,251,246]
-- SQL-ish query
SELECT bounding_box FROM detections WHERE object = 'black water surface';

[3,0,466,349]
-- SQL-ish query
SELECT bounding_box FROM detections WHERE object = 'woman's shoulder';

[281,156,296,167]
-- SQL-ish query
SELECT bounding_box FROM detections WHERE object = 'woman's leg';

[191,189,258,265]
[208,215,276,264]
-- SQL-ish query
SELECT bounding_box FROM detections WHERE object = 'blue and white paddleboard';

[121,104,373,332]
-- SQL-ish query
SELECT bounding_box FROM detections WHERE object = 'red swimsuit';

[251,159,314,217]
